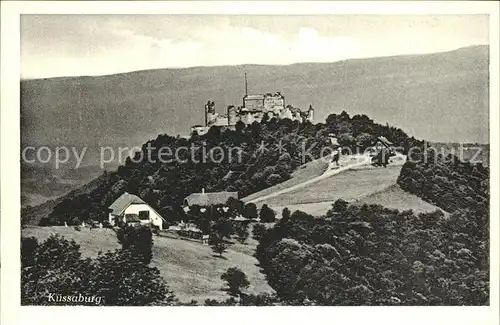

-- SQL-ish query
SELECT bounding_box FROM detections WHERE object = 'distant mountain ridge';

[21,45,489,165]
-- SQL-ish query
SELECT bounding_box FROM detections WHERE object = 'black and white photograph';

[1,1,499,324]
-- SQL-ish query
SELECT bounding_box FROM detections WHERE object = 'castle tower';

[280,105,293,120]
[227,105,237,125]
[205,100,217,126]
[307,104,314,122]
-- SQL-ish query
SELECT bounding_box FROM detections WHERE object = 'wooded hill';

[27,111,421,226]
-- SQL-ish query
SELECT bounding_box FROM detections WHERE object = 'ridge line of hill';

[21,45,488,82]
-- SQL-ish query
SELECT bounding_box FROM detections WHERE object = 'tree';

[330,199,349,214]
[210,234,231,258]
[212,217,235,239]
[252,223,267,241]
[21,235,89,305]
[116,225,153,264]
[21,235,176,306]
[338,133,356,150]
[221,267,250,297]
[235,223,249,243]
[243,203,258,219]
[235,120,245,133]
[282,207,291,221]
[89,249,177,306]
[21,236,38,267]
[356,132,374,150]
[266,173,283,186]
[227,197,245,215]
[259,204,276,223]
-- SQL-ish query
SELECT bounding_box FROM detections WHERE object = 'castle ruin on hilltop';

[191,73,314,136]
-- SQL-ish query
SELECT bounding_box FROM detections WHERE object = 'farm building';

[375,136,394,150]
[183,188,238,208]
[108,192,166,229]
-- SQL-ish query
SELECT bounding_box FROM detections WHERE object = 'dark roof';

[109,192,145,216]
[184,191,238,206]
[377,136,393,147]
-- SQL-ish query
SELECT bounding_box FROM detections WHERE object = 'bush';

[259,204,276,223]
[116,225,153,264]
[210,234,231,257]
[243,203,258,220]
[221,267,250,297]
[234,223,249,244]
[226,197,245,215]
[252,224,267,241]
[102,221,112,228]
[330,199,349,214]
[282,208,291,220]
[266,173,283,186]
[21,234,177,306]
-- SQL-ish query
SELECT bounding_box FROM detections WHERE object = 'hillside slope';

[355,184,448,215]
[22,226,273,302]
[21,172,107,225]
[21,45,489,165]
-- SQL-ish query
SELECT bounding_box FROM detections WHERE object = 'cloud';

[20,15,489,79]
[22,24,362,78]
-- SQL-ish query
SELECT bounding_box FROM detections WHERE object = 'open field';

[151,235,271,302]
[22,226,122,258]
[355,184,447,215]
[259,164,403,207]
[266,201,338,217]
[22,226,273,303]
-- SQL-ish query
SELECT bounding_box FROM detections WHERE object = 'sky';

[21,15,489,79]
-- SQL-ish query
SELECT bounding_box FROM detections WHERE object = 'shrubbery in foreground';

[21,234,176,306]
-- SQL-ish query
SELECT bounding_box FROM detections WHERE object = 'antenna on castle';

[244,72,248,96]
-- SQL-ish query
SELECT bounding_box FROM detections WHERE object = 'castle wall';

[307,109,314,122]
[244,98,264,110]
[264,95,285,112]
[228,106,237,125]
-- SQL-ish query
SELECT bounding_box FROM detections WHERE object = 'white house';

[108,192,166,230]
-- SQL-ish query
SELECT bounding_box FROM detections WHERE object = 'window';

[138,210,150,220]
